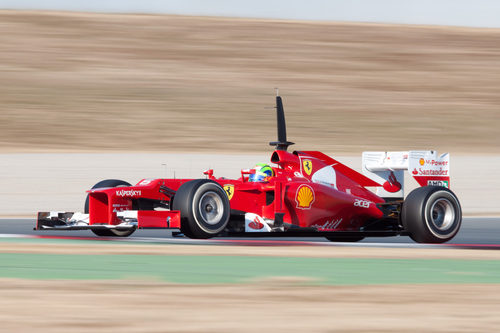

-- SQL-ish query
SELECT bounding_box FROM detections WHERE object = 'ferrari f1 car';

[36,94,462,243]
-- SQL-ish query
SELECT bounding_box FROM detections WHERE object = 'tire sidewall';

[173,179,230,238]
[402,186,462,243]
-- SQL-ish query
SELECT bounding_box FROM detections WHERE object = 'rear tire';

[402,186,461,243]
[172,179,230,239]
[85,179,136,237]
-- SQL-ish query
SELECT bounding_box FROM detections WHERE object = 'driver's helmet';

[249,163,274,182]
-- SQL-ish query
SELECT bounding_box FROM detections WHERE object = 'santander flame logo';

[295,184,315,209]
[383,171,402,193]
[248,216,264,230]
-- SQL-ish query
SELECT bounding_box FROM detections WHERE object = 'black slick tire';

[84,179,136,237]
[402,186,462,243]
[172,179,230,239]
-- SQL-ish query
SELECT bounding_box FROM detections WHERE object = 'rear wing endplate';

[362,151,450,199]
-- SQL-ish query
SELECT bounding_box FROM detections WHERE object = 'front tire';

[172,179,230,239]
[402,186,462,243]
[84,179,136,237]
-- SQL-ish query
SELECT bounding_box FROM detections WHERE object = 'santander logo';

[248,217,264,230]
[383,171,402,193]
[412,168,448,176]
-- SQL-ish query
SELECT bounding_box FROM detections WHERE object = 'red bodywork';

[87,150,387,232]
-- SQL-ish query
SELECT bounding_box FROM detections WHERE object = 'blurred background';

[0,1,499,215]
[0,1,499,154]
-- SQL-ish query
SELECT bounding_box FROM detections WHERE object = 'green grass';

[2,253,500,285]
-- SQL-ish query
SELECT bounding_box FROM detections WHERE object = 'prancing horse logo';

[302,159,313,176]
[223,184,234,200]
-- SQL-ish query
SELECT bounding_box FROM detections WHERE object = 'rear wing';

[362,151,450,199]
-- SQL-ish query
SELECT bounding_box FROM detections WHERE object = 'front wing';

[36,210,181,231]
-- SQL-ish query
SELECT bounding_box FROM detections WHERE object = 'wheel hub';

[430,198,455,231]
[198,191,223,225]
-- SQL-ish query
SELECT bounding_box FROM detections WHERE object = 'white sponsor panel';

[362,150,451,197]
[244,213,272,232]
[409,151,450,177]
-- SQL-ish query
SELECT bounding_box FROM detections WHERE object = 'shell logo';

[302,159,313,176]
[419,158,425,166]
[295,184,315,209]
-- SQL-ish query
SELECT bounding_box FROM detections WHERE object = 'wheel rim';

[429,198,455,231]
[198,191,223,225]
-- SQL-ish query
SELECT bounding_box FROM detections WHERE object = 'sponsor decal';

[311,218,343,230]
[354,199,371,208]
[427,180,449,188]
[295,184,315,209]
[419,158,425,166]
[302,159,313,176]
[412,168,449,176]
[425,159,448,166]
[244,213,272,232]
[112,203,129,213]
[294,171,306,178]
[248,216,265,230]
[382,171,402,193]
[223,184,234,200]
[116,189,141,197]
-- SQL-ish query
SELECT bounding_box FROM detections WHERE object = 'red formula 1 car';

[36,95,462,243]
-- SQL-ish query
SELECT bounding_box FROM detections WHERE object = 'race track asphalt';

[1,217,499,246]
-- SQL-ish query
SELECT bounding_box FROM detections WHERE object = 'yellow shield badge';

[302,159,313,176]
[223,184,234,200]
[295,184,315,209]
